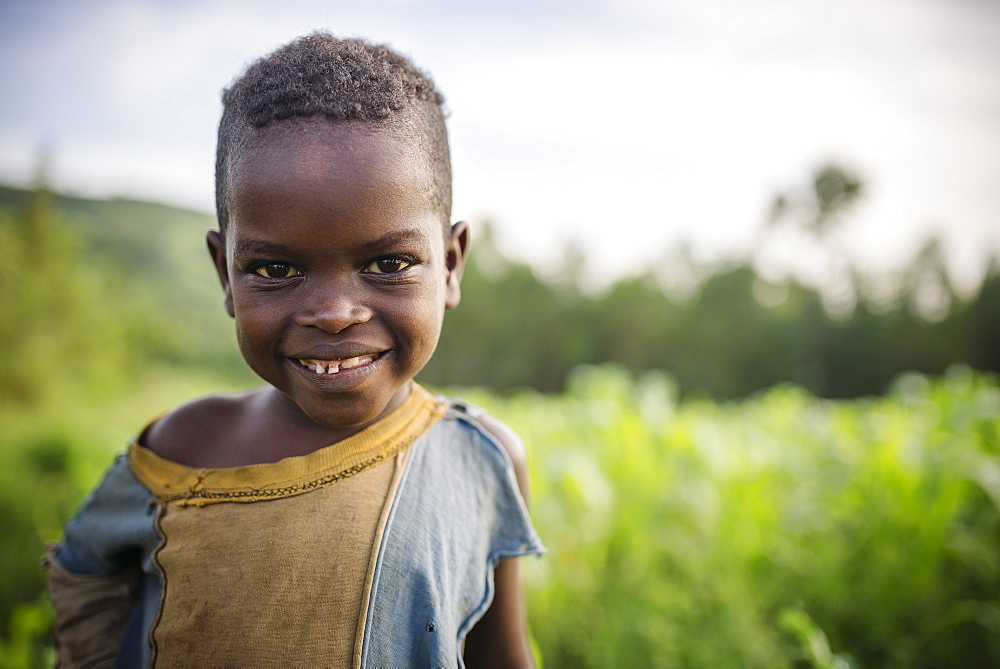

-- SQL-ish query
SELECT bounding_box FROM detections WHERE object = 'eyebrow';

[231,239,292,257]
[360,229,431,250]
[231,229,432,258]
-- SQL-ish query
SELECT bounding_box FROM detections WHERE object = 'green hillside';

[0,185,250,383]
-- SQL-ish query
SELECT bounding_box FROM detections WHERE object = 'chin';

[298,391,398,431]
[298,401,371,429]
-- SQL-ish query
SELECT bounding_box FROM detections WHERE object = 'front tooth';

[313,362,325,374]
[327,364,340,374]
[341,356,360,369]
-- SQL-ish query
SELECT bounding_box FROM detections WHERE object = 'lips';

[297,353,379,375]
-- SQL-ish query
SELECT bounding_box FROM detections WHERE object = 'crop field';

[1,365,998,667]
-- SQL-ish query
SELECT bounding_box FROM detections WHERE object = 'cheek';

[232,297,284,351]
[394,293,445,353]
[417,304,447,354]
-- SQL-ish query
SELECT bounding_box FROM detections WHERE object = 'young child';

[45,32,543,668]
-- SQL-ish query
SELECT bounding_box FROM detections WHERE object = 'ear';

[206,229,235,318]
[444,221,470,310]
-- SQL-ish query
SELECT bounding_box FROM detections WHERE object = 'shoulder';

[452,406,531,506]
[139,389,259,466]
[475,414,528,476]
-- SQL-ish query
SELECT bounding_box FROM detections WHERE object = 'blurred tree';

[967,262,1000,371]
[810,164,863,235]
[768,163,864,237]
[764,163,865,318]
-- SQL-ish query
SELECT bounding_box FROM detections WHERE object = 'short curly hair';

[215,32,451,234]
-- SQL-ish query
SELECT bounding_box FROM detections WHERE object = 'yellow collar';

[130,384,446,506]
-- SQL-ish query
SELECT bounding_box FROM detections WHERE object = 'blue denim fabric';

[361,405,545,667]
[58,453,160,576]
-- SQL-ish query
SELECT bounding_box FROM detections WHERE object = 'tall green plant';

[462,366,1000,667]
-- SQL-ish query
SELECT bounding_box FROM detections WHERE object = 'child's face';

[208,120,467,430]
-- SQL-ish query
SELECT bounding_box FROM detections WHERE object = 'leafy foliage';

[467,366,1000,667]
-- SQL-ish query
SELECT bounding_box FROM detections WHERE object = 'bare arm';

[463,414,536,668]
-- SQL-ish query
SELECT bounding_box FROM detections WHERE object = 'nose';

[294,276,374,334]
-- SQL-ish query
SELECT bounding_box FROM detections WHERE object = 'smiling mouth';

[297,353,381,375]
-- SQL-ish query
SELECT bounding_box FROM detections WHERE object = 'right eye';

[253,263,301,279]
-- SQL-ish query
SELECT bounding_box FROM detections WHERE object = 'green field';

[2,365,997,667]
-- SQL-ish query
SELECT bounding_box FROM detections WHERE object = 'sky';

[2,0,998,293]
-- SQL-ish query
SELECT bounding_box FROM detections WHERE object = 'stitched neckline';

[129,384,446,506]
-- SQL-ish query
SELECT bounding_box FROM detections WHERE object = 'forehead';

[228,118,439,237]
[232,118,432,194]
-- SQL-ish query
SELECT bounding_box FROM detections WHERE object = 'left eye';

[364,258,413,274]
[254,263,301,279]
